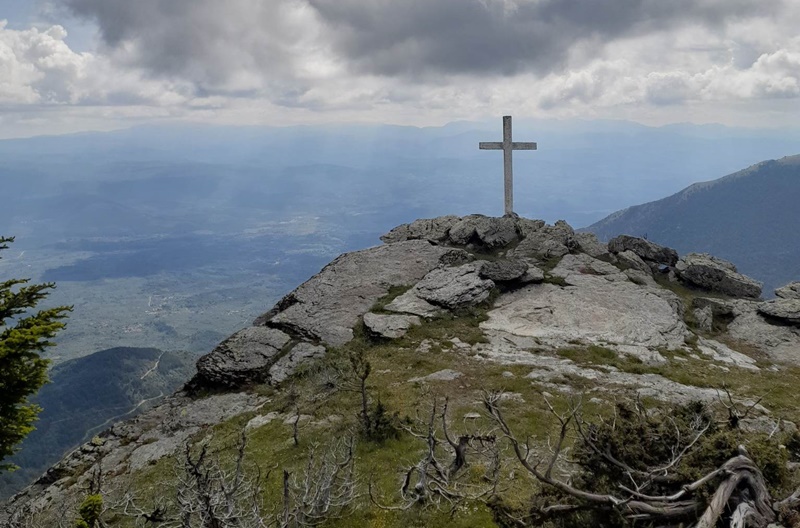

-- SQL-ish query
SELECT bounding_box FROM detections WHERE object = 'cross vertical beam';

[479,115,537,215]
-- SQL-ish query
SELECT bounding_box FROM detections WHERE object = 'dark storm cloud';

[61,0,312,91]
[61,0,784,87]
[308,0,781,77]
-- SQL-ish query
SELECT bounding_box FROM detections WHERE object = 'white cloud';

[2,0,800,137]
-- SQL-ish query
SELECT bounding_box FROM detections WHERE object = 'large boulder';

[447,215,520,249]
[413,263,495,309]
[675,253,762,299]
[775,281,800,300]
[194,327,291,388]
[726,299,800,364]
[380,216,461,244]
[608,235,678,266]
[479,259,528,282]
[758,299,800,325]
[257,240,469,347]
[363,312,422,339]
[509,220,577,261]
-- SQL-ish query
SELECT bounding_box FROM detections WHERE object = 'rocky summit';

[5,214,800,527]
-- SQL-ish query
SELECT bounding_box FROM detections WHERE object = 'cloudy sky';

[2,0,799,138]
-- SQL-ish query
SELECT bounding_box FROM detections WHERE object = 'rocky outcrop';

[776,281,800,299]
[508,220,577,261]
[608,235,679,266]
[257,240,469,347]
[380,215,460,244]
[447,215,519,248]
[403,263,494,310]
[194,327,291,388]
[8,213,800,526]
[478,259,528,282]
[363,313,421,339]
[675,253,762,299]
[481,263,688,363]
[758,299,800,325]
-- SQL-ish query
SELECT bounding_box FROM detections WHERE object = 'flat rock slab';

[385,291,442,318]
[413,263,495,309]
[481,275,687,351]
[363,312,421,339]
[259,240,468,347]
[608,235,678,266]
[775,282,800,300]
[194,327,291,388]
[675,253,762,299]
[551,253,622,280]
[696,338,758,370]
[409,369,463,382]
[758,299,800,325]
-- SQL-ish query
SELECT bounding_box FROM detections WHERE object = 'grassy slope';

[110,288,800,528]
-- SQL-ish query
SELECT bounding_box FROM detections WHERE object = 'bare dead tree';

[370,397,499,513]
[115,430,267,528]
[482,390,800,528]
[269,436,358,527]
[717,384,766,430]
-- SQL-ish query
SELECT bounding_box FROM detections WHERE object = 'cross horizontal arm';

[511,142,537,150]
[479,142,503,150]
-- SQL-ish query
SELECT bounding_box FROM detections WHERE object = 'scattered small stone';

[502,371,515,378]
[464,412,482,420]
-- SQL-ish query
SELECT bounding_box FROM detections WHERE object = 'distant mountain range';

[0,347,194,499]
[586,155,800,296]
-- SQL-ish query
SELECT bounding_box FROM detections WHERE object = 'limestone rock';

[384,291,441,318]
[775,281,800,299]
[363,312,422,339]
[675,253,762,299]
[479,259,528,282]
[413,263,495,309]
[696,338,758,370]
[608,235,679,266]
[616,250,652,274]
[448,215,519,249]
[520,265,545,283]
[551,253,622,281]
[508,220,577,261]
[258,240,468,347]
[194,327,291,388]
[409,369,463,382]
[725,299,800,364]
[757,299,800,325]
[380,216,460,244]
[481,273,688,353]
[269,342,326,385]
[574,232,609,258]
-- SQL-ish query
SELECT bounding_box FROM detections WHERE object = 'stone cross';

[479,115,537,215]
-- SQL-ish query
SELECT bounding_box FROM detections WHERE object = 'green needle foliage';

[0,236,71,471]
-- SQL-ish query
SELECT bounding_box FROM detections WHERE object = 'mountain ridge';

[4,214,800,527]
[585,155,800,296]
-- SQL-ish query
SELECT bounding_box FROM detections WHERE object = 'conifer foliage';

[0,236,71,471]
